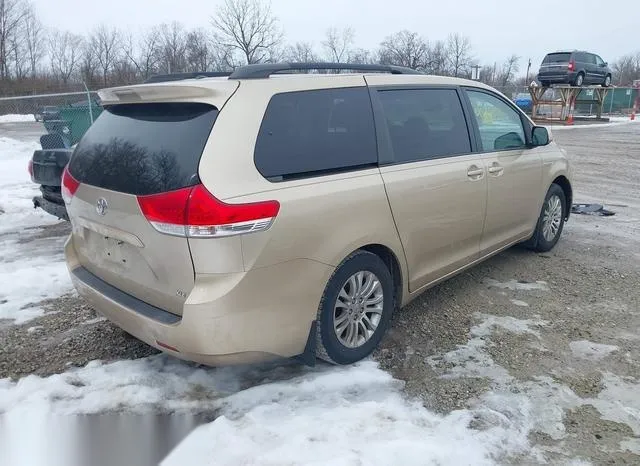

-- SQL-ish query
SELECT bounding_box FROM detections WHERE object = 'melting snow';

[0,355,539,466]
[0,136,72,324]
[0,114,35,123]
[569,340,619,360]
[485,278,549,292]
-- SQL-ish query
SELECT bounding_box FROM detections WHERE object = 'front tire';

[526,184,567,252]
[316,251,394,365]
[603,74,611,87]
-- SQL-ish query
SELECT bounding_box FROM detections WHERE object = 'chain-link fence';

[495,85,639,118]
[0,91,102,147]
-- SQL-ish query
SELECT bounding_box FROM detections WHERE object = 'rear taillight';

[61,167,80,204]
[137,184,280,238]
[27,159,34,181]
[568,61,575,71]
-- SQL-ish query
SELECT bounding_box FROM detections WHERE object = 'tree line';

[1,0,638,97]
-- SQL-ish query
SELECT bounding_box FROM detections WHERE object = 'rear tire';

[573,73,584,87]
[540,81,550,88]
[525,184,567,252]
[316,251,394,365]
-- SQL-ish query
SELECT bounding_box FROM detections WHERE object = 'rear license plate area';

[102,236,130,267]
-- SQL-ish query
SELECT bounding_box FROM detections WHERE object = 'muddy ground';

[1,121,639,464]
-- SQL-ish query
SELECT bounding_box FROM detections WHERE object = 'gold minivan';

[63,63,572,366]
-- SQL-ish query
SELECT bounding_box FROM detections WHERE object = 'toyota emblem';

[96,198,108,216]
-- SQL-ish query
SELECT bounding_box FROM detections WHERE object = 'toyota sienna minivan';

[63,63,572,366]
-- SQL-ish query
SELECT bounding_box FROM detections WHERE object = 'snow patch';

[0,136,60,234]
[429,313,640,452]
[474,313,547,339]
[592,373,640,436]
[0,355,246,415]
[26,326,43,334]
[0,355,537,465]
[0,114,35,123]
[0,235,71,324]
[620,438,640,454]
[486,278,549,292]
[569,340,618,360]
[163,362,529,466]
[550,118,640,130]
[511,299,529,307]
[0,136,72,324]
[428,313,546,383]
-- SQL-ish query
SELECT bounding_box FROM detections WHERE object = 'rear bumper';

[65,237,333,366]
[33,196,69,221]
[537,71,576,83]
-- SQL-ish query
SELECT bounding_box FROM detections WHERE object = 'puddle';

[0,412,211,466]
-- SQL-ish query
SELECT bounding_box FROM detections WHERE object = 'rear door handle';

[467,165,484,180]
[488,163,504,176]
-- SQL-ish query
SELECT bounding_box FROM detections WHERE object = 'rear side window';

[376,88,471,163]
[68,102,218,195]
[254,87,377,180]
[542,53,571,64]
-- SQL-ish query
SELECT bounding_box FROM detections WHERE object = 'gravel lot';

[1,121,639,464]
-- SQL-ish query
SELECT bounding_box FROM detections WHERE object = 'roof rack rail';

[143,71,232,84]
[228,62,422,79]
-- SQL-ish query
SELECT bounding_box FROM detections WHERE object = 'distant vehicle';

[37,105,60,122]
[537,51,612,87]
[28,139,73,221]
[514,92,532,113]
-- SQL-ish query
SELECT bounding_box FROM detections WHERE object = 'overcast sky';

[33,0,631,73]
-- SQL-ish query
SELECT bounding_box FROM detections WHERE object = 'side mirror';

[531,126,550,146]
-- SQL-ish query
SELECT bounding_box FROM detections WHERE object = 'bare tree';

[498,54,520,87]
[48,30,83,84]
[612,53,640,86]
[90,25,120,86]
[8,10,26,78]
[185,28,213,72]
[157,22,187,73]
[22,1,42,77]
[122,27,161,80]
[322,27,354,62]
[79,39,98,85]
[211,0,282,65]
[479,63,498,86]
[0,0,27,79]
[426,40,448,75]
[284,41,317,63]
[446,33,472,77]
[379,30,428,70]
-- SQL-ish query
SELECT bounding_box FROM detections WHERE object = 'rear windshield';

[542,53,571,64]
[68,102,218,195]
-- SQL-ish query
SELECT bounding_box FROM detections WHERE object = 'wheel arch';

[359,244,404,311]
[552,175,573,219]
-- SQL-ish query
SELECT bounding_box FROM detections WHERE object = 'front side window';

[376,88,471,163]
[254,87,377,180]
[595,55,605,66]
[466,90,526,152]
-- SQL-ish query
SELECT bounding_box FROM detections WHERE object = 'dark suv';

[537,51,611,87]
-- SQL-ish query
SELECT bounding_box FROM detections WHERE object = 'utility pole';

[525,58,532,85]
[471,64,481,81]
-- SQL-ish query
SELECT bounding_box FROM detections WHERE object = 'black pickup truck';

[29,134,73,221]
